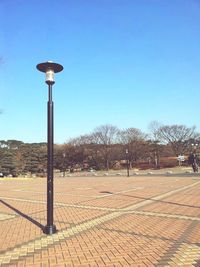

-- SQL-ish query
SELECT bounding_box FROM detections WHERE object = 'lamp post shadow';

[0,199,44,231]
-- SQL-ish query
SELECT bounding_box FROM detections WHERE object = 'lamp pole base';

[43,225,57,235]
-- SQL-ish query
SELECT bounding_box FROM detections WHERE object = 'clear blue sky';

[0,0,200,143]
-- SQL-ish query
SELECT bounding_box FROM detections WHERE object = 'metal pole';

[126,149,130,177]
[43,83,56,235]
[36,61,63,235]
[127,158,129,177]
[63,153,66,177]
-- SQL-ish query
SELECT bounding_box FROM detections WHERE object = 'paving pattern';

[1,173,200,266]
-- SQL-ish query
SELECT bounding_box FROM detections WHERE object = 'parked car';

[0,172,4,177]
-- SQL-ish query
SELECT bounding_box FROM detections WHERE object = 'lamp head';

[36,61,63,85]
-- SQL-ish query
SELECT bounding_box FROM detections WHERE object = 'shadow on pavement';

[0,199,44,230]
[99,192,200,209]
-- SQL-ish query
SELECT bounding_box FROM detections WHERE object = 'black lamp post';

[125,149,130,177]
[36,61,63,235]
[63,152,66,177]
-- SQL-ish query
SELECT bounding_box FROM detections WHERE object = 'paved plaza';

[1,172,200,266]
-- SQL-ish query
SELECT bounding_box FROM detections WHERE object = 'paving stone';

[1,175,200,266]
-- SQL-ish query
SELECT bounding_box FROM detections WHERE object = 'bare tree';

[148,121,162,141]
[156,124,199,156]
[118,128,146,144]
[68,134,93,146]
[148,121,164,167]
[67,134,100,170]
[92,124,119,170]
[118,128,147,167]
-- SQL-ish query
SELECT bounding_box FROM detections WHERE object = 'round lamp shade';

[36,61,63,73]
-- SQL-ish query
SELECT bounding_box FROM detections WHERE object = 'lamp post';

[36,61,63,235]
[63,152,66,177]
[125,149,130,177]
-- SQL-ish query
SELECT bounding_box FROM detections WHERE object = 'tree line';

[0,122,199,176]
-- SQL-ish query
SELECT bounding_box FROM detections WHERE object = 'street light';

[36,61,63,235]
[191,143,198,152]
[125,149,130,177]
[63,152,66,177]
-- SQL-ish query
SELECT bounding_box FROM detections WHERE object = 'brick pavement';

[1,174,200,266]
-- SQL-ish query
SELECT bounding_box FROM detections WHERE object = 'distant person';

[188,152,199,172]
